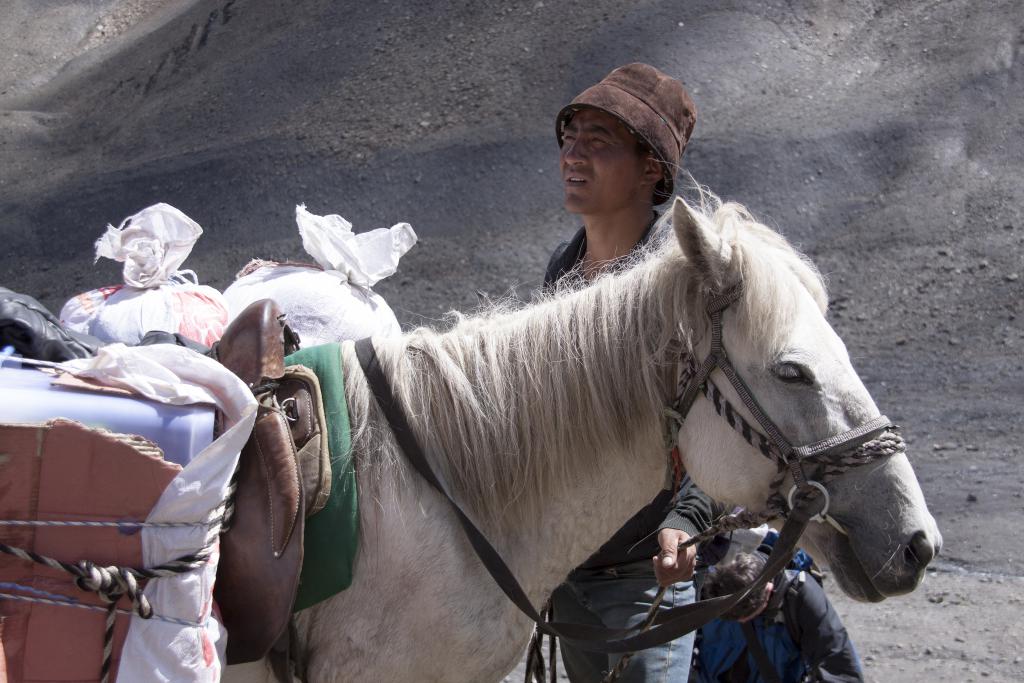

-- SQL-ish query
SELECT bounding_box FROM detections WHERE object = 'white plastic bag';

[223,205,416,346]
[60,204,229,346]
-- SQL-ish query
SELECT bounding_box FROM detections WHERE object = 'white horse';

[228,195,941,682]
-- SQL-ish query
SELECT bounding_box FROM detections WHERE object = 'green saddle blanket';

[286,343,359,611]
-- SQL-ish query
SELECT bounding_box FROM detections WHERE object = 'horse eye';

[774,362,813,385]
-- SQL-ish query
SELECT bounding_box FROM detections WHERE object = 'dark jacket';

[543,220,714,569]
[696,570,863,683]
[0,287,102,362]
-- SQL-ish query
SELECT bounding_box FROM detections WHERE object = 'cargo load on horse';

[0,203,414,681]
[0,343,258,681]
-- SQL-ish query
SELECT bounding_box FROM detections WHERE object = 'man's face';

[559,108,659,216]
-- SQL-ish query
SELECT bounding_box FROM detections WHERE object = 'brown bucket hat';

[556,63,697,204]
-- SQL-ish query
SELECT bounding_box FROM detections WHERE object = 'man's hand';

[653,528,697,587]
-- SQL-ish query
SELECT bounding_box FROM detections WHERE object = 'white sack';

[223,205,416,346]
[61,343,259,682]
[60,204,229,346]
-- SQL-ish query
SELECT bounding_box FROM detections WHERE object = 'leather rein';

[353,287,902,653]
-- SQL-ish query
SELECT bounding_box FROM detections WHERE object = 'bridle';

[596,287,907,682]
[668,287,903,535]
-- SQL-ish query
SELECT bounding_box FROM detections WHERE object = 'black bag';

[0,287,103,361]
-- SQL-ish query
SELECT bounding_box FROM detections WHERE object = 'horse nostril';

[905,530,936,569]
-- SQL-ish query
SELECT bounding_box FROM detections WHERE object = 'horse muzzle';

[806,506,942,602]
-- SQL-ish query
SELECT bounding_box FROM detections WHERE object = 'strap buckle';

[787,480,829,519]
[280,397,299,423]
[787,481,847,535]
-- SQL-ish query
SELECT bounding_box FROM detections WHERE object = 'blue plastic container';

[0,363,214,467]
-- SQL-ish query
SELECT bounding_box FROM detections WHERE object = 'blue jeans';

[551,559,696,682]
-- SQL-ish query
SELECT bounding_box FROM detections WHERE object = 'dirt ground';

[501,568,1024,682]
[1,1,1022,681]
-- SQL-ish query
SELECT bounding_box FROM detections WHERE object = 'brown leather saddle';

[210,299,331,665]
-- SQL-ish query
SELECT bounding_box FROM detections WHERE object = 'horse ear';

[671,197,735,291]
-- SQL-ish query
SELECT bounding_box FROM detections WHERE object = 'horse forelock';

[665,196,830,359]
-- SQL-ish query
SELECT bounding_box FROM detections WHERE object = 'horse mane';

[346,194,828,528]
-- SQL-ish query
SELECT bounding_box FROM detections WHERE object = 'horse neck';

[373,255,693,596]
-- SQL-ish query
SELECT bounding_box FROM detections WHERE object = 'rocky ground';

[1,1,1022,680]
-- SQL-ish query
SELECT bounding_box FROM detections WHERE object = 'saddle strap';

[277,365,333,517]
[217,364,331,665]
[354,338,817,653]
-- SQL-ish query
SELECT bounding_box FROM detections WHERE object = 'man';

[545,62,713,682]
[695,552,863,683]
